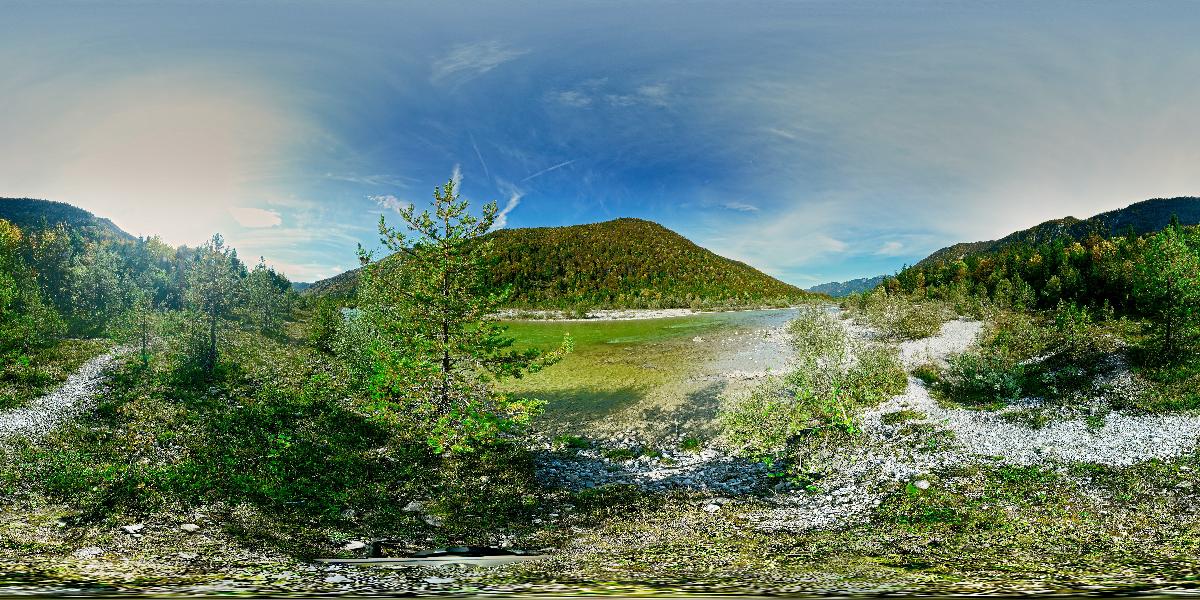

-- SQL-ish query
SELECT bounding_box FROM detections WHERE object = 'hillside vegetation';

[0,198,132,243]
[918,197,1200,267]
[307,217,809,310]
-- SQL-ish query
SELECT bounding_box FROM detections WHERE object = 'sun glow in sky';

[4,2,1200,284]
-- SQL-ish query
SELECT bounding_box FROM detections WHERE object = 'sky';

[3,2,1200,285]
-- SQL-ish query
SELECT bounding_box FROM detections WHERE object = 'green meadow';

[501,309,795,436]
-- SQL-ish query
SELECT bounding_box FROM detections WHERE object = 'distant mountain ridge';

[0,198,133,242]
[808,275,887,297]
[917,197,1200,267]
[307,217,811,309]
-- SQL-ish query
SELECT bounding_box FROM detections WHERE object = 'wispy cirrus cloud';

[521,159,575,182]
[721,201,759,212]
[370,194,410,214]
[431,41,528,86]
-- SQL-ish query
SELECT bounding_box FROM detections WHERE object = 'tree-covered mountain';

[917,197,1200,267]
[0,198,133,242]
[307,217,810,309]
[808,275,887,297]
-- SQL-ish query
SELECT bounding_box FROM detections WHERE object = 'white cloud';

[551,90,592,107]
[370,194,410,214]
[721,201,759,212]
[431,41,528,86]
[606,83,672,108]
[229,206,282,228]
[875,241,905,256]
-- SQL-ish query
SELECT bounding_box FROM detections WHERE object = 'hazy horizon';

[4,1,1200,285]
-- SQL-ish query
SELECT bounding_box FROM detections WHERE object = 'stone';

[121,523,144,534]
[424,576,455,584]
[422,514,444,527]
[74,547,102,558]
[324,574,350,584]
[703,503,721,513]
[342,540,366,551]
[913,479,931,490]
[403,500,425,512]
[180,523,201,533]
[178,552,198,560]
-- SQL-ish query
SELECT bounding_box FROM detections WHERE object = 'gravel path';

[0,347,126,441]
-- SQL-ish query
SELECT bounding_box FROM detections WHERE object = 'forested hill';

[808,275,887,297]
[307,217,810,309]
[917,197,1200,267]
[0,198,133,242]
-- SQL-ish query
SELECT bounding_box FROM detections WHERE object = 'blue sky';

[4,2,1200,285]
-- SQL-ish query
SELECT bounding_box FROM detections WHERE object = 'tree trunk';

[208,310,217,373]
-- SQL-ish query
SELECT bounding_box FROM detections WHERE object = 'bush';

[846,290,954,341]
[788,304,847,361]
[939,351,1025,407]
[723,308,907,476]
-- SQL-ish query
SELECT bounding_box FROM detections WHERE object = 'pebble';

[180,523,201,533]
[703,503,721,513]
[423,577,455,584]
[121,524,144,534]
[342,540,366,551]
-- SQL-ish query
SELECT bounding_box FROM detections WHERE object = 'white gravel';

[0,346,125,441]
[897,318,981,369]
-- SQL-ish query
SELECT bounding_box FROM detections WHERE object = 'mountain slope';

[808,275,887,297]
[917,197,1200,268]
[0,198,133,242]
[307,217,809,308]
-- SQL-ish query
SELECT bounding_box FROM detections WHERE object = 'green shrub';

[939,351,1025,407]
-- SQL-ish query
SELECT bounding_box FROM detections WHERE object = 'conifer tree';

[357,179,570,450]
[186,234,243,374]
[1133,226,1200,358]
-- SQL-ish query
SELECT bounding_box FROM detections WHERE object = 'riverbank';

[498,305,800,322]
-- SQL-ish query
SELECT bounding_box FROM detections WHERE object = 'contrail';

[470,133,491,181]
[521,159,576,182]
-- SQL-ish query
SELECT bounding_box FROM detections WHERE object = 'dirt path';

[0,347,126,441]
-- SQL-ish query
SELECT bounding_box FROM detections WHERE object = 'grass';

[0,339,111,411]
